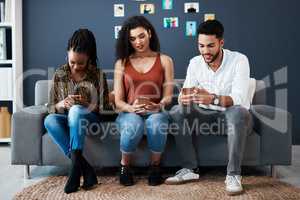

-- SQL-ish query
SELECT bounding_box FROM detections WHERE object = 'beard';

[203,49,221,64]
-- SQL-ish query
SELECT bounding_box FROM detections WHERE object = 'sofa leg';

[24,165,31,179]
[270,165,276,178]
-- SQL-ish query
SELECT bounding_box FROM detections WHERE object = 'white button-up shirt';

[182,49,251,109]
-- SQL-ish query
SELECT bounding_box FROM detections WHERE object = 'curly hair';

[115,16,160,62]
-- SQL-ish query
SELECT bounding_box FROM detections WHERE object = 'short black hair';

[197,20,224,39]
[67,28,98,66]
[116,15,160,61]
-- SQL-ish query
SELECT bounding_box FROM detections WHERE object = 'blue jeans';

[116,112,169,154]
[44,105,100,156]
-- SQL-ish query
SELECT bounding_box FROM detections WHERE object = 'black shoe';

[80,155,98,190]
[148,165,163,186]
[119,165,134,186]
[193,167,200,175]
[64,150,82,194]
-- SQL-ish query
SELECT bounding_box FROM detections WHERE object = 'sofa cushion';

[35,80,51,106]
[252,80,266,105]
[34,78,265,106]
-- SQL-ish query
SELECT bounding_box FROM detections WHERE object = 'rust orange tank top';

[123,54,164,104]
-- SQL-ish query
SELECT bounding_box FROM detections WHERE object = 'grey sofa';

[11,79,292,179]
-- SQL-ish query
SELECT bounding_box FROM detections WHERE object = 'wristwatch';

[212,94,220,105]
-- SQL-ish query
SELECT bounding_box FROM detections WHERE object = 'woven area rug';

[14,175,300,200]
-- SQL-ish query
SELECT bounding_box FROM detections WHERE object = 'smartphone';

[68,94,81,104]
[136,96,152,106]
[181,87,196,95]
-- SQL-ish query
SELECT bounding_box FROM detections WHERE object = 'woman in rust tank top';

[114,16,174,186]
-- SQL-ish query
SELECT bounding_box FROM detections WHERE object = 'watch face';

[214,98,219,105]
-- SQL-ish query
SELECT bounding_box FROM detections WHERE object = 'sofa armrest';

[11,105,48,165]
[250,105,292,165]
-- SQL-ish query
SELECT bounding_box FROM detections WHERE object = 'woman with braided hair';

[44,28,110,194]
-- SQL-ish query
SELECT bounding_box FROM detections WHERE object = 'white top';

[183,49,251,109]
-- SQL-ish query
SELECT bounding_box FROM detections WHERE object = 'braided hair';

[67,28,98,66]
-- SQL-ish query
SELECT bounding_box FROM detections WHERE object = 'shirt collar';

[205,49,226,73]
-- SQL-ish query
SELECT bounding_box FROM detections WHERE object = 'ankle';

[120,164,131,173]
[64,157,81,194]
[120,159,130,166]
[119,165,134,186]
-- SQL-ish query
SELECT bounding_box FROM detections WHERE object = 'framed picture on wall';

[204,13,216,21]
[114,4,125,17]
[162,0,173,10]
[140,4,155,14]
[163,17,179,28]
[184,2,199,13]
[186,21,196,36]
[114,26,122,39]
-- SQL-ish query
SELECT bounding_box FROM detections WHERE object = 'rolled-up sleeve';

[229,55,250,109]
